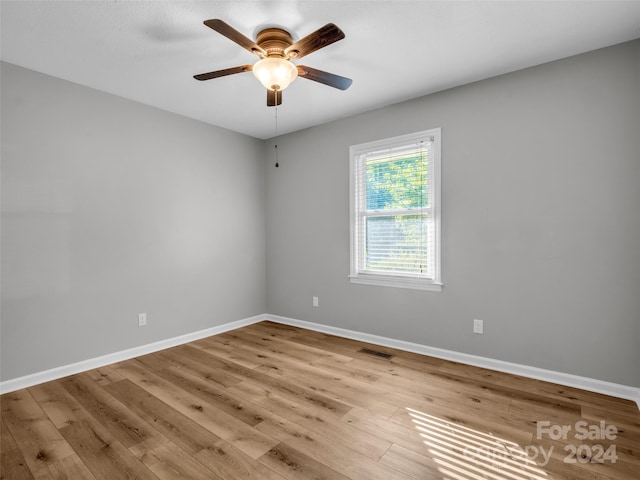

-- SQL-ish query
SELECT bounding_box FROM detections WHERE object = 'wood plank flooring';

[2,321,639,479]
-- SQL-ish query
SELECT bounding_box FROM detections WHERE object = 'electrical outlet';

[138,313,147,327]
[473,319,483,334]
[312,296,319,307]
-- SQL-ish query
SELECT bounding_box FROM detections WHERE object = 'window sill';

[349,274,443,292]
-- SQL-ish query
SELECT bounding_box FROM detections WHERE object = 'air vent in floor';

[358,348,394,359]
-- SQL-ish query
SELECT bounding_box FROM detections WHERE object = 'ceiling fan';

[194,19,353,106]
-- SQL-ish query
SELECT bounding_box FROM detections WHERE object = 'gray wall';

[265,39,640,388]
[1,62,266,381]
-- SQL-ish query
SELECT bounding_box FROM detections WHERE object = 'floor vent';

[358,348,394,359]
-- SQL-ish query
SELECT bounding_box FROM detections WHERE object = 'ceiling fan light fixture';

[253,57,298,91]
[196,20,351,106]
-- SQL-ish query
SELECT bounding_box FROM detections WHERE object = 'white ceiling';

[2,1,640,139]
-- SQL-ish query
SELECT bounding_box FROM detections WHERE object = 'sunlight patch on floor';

[407,407,549,480]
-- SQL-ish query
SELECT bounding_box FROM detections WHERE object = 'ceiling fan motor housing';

[256,28,296,58]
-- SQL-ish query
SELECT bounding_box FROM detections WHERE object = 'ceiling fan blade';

[203,19,266,57]
[267,89,283,107]
[297,65,353,90]
[285,23,345,59]
[194,65,252,81]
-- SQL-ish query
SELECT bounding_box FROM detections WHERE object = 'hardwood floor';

[2,321,639,479]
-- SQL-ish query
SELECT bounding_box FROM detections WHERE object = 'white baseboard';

[0,314,264,395]
[3,312,639,411]
[266,314,640,411]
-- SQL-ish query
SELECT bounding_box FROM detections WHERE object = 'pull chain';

[274,101,279,167]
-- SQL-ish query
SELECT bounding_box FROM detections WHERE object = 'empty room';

[1,1,639,479]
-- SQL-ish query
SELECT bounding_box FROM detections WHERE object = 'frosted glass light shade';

[253,57,298,91]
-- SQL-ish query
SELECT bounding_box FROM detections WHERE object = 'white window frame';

[349,128,442,291]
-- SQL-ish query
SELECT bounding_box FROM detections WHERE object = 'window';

[349,128,442,291]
